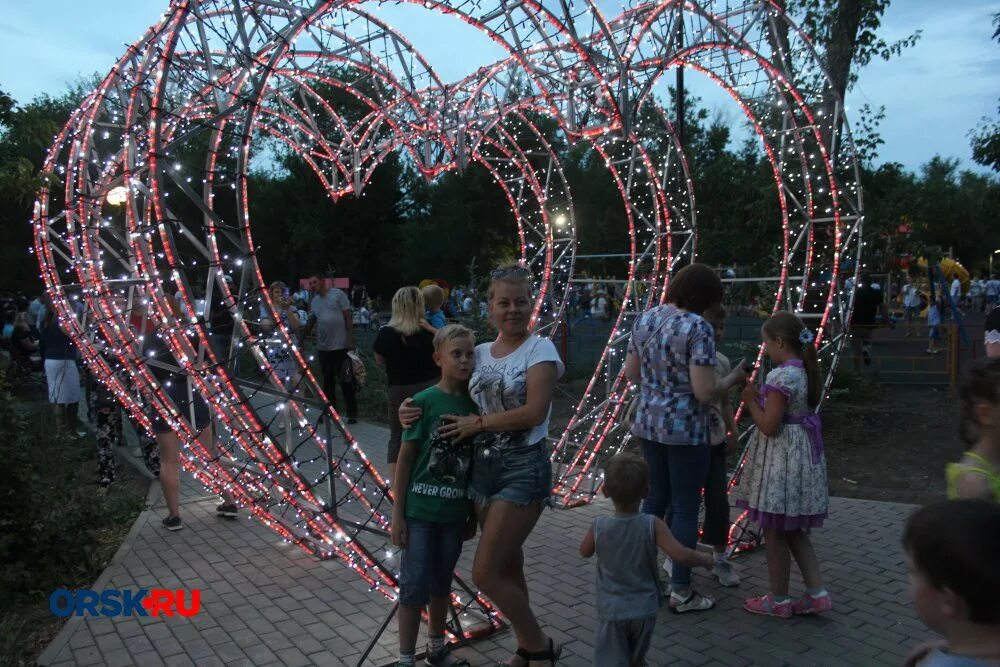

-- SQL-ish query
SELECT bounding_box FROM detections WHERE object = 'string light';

[31,0,862,640]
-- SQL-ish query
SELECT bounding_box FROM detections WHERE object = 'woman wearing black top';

[373,286,439,480]
[38,301,81,435]
[11,311,38,355]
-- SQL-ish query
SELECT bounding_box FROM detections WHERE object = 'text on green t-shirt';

[400,386,478,523]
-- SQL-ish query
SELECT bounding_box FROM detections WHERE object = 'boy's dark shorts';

[151,374,212,434]
[399,518,465,608]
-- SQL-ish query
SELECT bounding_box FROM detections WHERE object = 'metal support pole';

[950,323,959,387]
[675,7,685,147]
[358,602,399,667]
[324,411,336,514]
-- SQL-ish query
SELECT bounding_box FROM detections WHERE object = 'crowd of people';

[1,293,87,436]
[374,262,999,666]
[4,262,1000,666]
[847,268,1000,367]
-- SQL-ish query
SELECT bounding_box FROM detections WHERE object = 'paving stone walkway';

[40,420,930,666]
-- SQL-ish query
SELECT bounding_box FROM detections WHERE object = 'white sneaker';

[713,560,741,587]
[669,590,715,614]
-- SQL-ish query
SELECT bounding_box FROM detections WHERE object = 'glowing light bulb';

[106,186,128,206]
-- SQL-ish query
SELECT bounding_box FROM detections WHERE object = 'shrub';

[0,369,146,664]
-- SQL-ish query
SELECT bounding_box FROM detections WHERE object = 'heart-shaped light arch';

[33,0,862,639]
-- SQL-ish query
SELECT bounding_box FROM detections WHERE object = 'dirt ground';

[550,377,960,507]
[822,381,959,505]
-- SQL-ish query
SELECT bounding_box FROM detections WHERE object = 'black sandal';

[514,638,562,666]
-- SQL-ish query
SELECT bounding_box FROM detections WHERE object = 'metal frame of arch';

[33,0,862,647]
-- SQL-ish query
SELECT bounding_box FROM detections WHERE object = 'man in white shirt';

[901,278,922,337]
[949,277,963,315]
[299,273,357,423]
[969,279,984,313]
[986,276,1000,310]
[28,295,44,328]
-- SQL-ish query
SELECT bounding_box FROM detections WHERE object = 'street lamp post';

[991,249,1000,277]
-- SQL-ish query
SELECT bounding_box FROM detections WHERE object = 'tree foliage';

[0,84,91,292]
[969,13,1000,172]
[0,2,997,298]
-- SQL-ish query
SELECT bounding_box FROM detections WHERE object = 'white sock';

[397,654,415,666]
[808,588,829,598]
[428,635,446,654]
[713,551,728,563]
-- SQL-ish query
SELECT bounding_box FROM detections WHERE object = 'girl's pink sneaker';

[743,594,793,618]
[792,592,833,615]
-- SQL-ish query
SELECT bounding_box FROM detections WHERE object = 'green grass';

[0,371,148,666]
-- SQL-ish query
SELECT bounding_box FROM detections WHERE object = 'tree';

[781,0,920,157]
[0,84,91,292]
[969,13,1000,172]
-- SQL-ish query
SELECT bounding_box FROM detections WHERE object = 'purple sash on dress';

[759,358,824,464]
[784,412,824,464]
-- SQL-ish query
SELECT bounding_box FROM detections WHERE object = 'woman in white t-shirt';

[400,265,565,665]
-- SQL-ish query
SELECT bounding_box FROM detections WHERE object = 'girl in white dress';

[731,312,831,618]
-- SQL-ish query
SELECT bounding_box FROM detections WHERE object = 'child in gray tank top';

[580,453,713,667]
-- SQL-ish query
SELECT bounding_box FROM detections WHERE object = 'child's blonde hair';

[422,284,445,310]
[762,311,822,407]
[433,323,475,351]
[388,286,424,336]
[13,311,31,331]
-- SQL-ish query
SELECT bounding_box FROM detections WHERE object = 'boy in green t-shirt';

[391,324,477,667]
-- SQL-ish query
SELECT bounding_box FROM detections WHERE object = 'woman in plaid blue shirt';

[624,264,746,613]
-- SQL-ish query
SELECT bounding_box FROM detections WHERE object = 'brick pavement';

[40,420,930,666]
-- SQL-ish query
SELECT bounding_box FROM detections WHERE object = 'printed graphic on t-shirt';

[426,426,472,486]
[470,364,530,450]
[470,362,525,414]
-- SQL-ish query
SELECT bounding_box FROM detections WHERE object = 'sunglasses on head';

[490,266,531,279]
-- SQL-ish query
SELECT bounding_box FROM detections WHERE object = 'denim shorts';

[469,440,552,508]
[151,375,211,434]
[399,518,465,608]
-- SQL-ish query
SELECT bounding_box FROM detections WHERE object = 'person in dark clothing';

[86,363,122,489]
[39,302,82,435]
[374,286,440,481]
[138,293,237,531]
[850,274,891,370]
[10,311,38,354]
